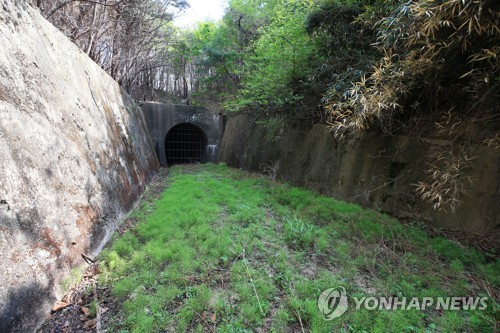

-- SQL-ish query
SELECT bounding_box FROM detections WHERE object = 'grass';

[61,265,86,294]
[98,163,498,332]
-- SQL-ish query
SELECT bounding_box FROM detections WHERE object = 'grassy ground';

[98,164,498,332]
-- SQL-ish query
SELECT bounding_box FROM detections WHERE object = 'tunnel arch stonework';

[140,102,225,166]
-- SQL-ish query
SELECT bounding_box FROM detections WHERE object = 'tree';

[227,0,317,115]
[325,0,499,136]
[324,0,499,211]
[34,0,188,94]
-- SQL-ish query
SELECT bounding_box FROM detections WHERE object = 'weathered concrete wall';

[141,102,225,165]
[0,1,158,332]
[220,116,499,237]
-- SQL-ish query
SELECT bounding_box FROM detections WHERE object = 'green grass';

[99,163,498,332]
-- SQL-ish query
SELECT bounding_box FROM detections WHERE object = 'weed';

[60,265,85,294]
[89,300,98,318]
[284,216,317,250]
[96,164,496,332]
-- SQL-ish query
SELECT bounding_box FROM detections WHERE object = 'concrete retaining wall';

[220,116,499,237]
[0,2,158,331]
[141,102,225,165]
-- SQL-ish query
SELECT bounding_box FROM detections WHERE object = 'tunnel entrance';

[165,123,207,165]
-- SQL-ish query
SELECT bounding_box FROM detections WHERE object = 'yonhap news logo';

[317,286,349,320]
[317,286,488,321]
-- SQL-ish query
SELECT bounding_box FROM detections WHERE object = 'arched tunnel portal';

[164,123,207,165]
[140,102,225,166]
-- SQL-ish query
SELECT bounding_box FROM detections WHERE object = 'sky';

[173,0,228,27]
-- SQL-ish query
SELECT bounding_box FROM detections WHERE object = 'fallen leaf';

[51,301,69,312]
[92,264,100,275]
[63,320,70,327]
[80,306,90,317]
[100,306,109,314]
[210,313,216,323]
[83,319,96,329]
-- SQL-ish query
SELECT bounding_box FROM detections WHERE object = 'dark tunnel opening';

[165,123,207,165]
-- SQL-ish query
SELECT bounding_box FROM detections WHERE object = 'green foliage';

[185,0,280,108]
[326,0,499,135]
[284,216,317,249]
[170,0,323,121]
[316,1,499,214]
[190,22,243,104]
[162,0,389,126]
[307,0,382,102]
[164,0,499,218]
[89,300,98,318]
[60,266,85,294]
[98,164,496,332]
[226,0,317,113]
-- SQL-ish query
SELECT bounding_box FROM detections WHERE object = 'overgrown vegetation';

[326,0,499,133]
[33,0,188,95]
[180,0,498,213]
[323,1,499,212]
[42,0,499,211]
[97,164,498,332]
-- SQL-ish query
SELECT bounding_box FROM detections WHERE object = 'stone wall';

[220,116,499,237]
[0,1,158,331]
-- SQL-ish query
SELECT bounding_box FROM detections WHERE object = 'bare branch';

[47,0,123,19]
